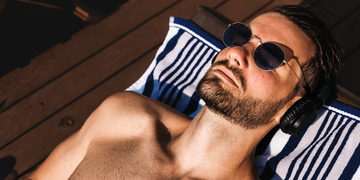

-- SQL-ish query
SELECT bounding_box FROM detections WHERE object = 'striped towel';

[127,17,360,180]
[127,16,224,117]
[257,101,360,180]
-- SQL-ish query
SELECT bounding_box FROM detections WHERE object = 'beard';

[196,60,295,129]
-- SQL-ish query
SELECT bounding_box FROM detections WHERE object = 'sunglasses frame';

[223,22,288,71]
[222,22,309,92]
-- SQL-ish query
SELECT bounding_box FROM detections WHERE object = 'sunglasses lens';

[223,23,252,47]
[254,42,285,71]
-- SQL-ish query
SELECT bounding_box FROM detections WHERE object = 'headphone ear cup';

[280,96,318,136]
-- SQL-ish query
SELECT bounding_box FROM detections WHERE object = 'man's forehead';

[249,12,290,31]
[248,12,315,65]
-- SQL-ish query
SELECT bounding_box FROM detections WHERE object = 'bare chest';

[68,137,179,180]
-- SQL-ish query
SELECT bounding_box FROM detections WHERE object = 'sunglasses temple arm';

[283,60,311,94]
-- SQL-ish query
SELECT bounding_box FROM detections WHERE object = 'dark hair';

[268,5,342,100]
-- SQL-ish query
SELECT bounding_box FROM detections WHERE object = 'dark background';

[0,0,128,78]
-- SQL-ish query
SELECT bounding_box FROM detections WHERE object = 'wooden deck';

[0,0,359,179]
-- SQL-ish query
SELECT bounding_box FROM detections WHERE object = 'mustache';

[212,60,246,91]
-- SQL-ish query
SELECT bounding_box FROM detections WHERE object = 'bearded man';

[29,5,341,180]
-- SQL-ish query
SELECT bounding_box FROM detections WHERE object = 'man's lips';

[215,66,239,87]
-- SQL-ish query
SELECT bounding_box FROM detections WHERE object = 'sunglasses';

[222,22,306,89]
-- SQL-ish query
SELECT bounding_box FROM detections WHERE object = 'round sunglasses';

[223,22,290,71]
[222,22,306,89]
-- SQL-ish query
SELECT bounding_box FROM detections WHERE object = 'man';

[29,5,341,180]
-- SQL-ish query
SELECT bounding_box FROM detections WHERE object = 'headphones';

[210,52,331,136]
[280,83,330,136]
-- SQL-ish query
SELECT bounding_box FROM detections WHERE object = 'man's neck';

[170,106,273,179]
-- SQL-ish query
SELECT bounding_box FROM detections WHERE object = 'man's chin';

[196,72,280,129]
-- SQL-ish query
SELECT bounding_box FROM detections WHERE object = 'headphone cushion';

[280,96,316,135]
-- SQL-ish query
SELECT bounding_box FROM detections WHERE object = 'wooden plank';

[317,0,360,17]
[216,0,273,22]
[310,5,340,28]
[338,48,360,97]
[331,8,360,58]
[0,47,157,178]
[316,1,360,99]
[0,0,226,177]
[0,0,226,149]
[0,0,178,113]
[0,0,180,149]
[67,0,105,23]
[230,0,304,24]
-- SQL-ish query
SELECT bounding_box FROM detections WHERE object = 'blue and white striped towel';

[127,16,360,180]
[127,17,225,117]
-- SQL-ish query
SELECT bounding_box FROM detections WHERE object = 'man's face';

[196,12,315,128]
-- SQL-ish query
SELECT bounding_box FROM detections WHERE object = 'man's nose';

[227,46,249,69]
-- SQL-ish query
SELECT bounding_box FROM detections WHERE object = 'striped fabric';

[127,17,225,117]
[257,101,360,180]
[127,17,360,179]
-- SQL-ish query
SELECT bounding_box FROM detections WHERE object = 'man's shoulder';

[104,91,185,119]
[29,91,191,180]
[84,91,192,139]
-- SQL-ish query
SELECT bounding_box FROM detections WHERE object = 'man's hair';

[268,5,342,100]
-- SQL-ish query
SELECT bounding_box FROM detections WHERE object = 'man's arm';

[28,92,123,179]
[28,130,88,180]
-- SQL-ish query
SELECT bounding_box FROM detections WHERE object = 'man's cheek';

[250,75,276,97]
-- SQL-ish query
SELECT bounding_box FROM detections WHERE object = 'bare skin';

[29,12,314,180]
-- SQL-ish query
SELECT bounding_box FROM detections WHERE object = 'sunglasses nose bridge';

[252,35,262,45]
